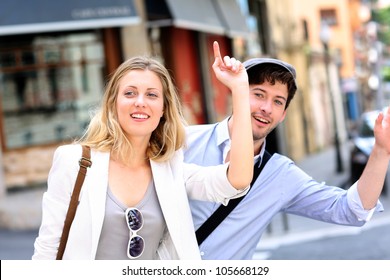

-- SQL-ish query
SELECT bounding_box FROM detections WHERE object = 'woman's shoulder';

[50,144,82,164]
[54,143,82,155]
[150,149,184,170]
[55,144,109,163]
[172,148,184,163]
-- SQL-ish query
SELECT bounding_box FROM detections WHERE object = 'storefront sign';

[0,0,140,35]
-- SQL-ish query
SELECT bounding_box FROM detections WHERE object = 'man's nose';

[260,100,272,114]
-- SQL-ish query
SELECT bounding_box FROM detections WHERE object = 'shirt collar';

[255,139,267,167]
[215,116,267,166]
[215,117,231,147]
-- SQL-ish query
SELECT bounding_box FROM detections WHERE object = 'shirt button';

[200,251,204,256]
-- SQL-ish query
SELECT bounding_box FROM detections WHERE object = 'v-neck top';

[95,179,166,259]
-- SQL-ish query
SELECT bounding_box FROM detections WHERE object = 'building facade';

[0,0,367,192]
[265,0,369,160]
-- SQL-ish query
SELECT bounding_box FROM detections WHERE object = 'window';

[0,33,105,149]
[320,9,338,26]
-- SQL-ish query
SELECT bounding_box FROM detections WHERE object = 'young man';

[184,57,390,260]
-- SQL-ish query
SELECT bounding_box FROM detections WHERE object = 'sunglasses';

[125,207,145,259]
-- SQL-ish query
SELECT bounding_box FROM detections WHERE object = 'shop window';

[0,33,105,149]
[320,9,338,26]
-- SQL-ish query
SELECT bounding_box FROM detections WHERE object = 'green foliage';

[383,66,390,82]
[372,7,390,25]
[371,6,390,47]
[378,29,390,45]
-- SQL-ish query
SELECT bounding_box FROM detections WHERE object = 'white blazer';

[32,144,247,260]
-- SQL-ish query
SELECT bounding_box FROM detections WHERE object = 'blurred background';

[0,0,390,260]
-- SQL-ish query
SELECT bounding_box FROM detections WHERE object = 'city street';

[1,2,390,276]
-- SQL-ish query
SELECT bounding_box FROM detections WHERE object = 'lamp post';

[320,22,344,173]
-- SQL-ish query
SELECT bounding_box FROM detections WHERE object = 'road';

[256,222,390,260]
[0,229,38,260]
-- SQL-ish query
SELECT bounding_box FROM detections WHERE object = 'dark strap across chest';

[195,150,271,245]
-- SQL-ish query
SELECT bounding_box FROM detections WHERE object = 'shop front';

[0,0,140,188]
[145,0,250,124]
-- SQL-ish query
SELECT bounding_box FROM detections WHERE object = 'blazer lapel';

[150,160,184,256]
[151,156,202,259]
[85,150,110,258]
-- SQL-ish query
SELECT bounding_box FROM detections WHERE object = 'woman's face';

[116,69,164,142]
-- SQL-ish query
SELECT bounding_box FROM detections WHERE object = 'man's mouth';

[254,116,270,124]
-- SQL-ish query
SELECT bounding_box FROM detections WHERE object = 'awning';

[146,0,250,38]
[214,0,250,38]
[0,0,140,36]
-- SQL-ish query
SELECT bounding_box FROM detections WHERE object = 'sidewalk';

[0,185,44,230]
[254,141,390,258]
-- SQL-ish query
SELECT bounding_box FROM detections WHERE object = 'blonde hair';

[77,56,187,163]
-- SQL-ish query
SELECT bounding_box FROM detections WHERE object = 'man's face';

[249,80,288,143]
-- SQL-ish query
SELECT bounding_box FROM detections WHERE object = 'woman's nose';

[134,94,146,107]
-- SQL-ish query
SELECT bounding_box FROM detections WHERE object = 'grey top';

[95,179,166,259]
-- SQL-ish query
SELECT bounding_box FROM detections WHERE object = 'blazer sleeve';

[32,144,81,260]
[182,160,249,206]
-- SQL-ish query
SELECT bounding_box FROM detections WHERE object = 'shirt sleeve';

[346,182,384,222]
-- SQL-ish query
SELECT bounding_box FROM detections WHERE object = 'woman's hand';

[212,41,248,92]
[374,106,390,157]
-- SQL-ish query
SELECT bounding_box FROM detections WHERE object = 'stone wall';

[2,145,57,189]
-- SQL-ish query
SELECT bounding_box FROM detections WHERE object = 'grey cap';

[243,57,297,86]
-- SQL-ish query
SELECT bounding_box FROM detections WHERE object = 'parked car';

[350,108,388,196]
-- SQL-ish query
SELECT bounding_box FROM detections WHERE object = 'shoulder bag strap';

[196,150,271,246]
[56,145,92,260]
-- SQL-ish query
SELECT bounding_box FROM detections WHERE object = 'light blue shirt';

[184,117,383,260]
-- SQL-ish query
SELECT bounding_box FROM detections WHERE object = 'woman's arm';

[32,145,80,259]
[211,41,253,189]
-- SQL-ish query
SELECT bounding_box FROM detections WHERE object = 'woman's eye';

[124,91,135,96]
[148,92,158,97]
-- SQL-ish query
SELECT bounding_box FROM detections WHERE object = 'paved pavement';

[0,185,45,230]
[0,140,389,260]
[0,229,38,259]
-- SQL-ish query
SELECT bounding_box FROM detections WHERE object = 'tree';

[371,5,390,47]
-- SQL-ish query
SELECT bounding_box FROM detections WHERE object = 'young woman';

[32,42,253,260]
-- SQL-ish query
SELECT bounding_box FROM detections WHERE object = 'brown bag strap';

[56,145,92,260]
